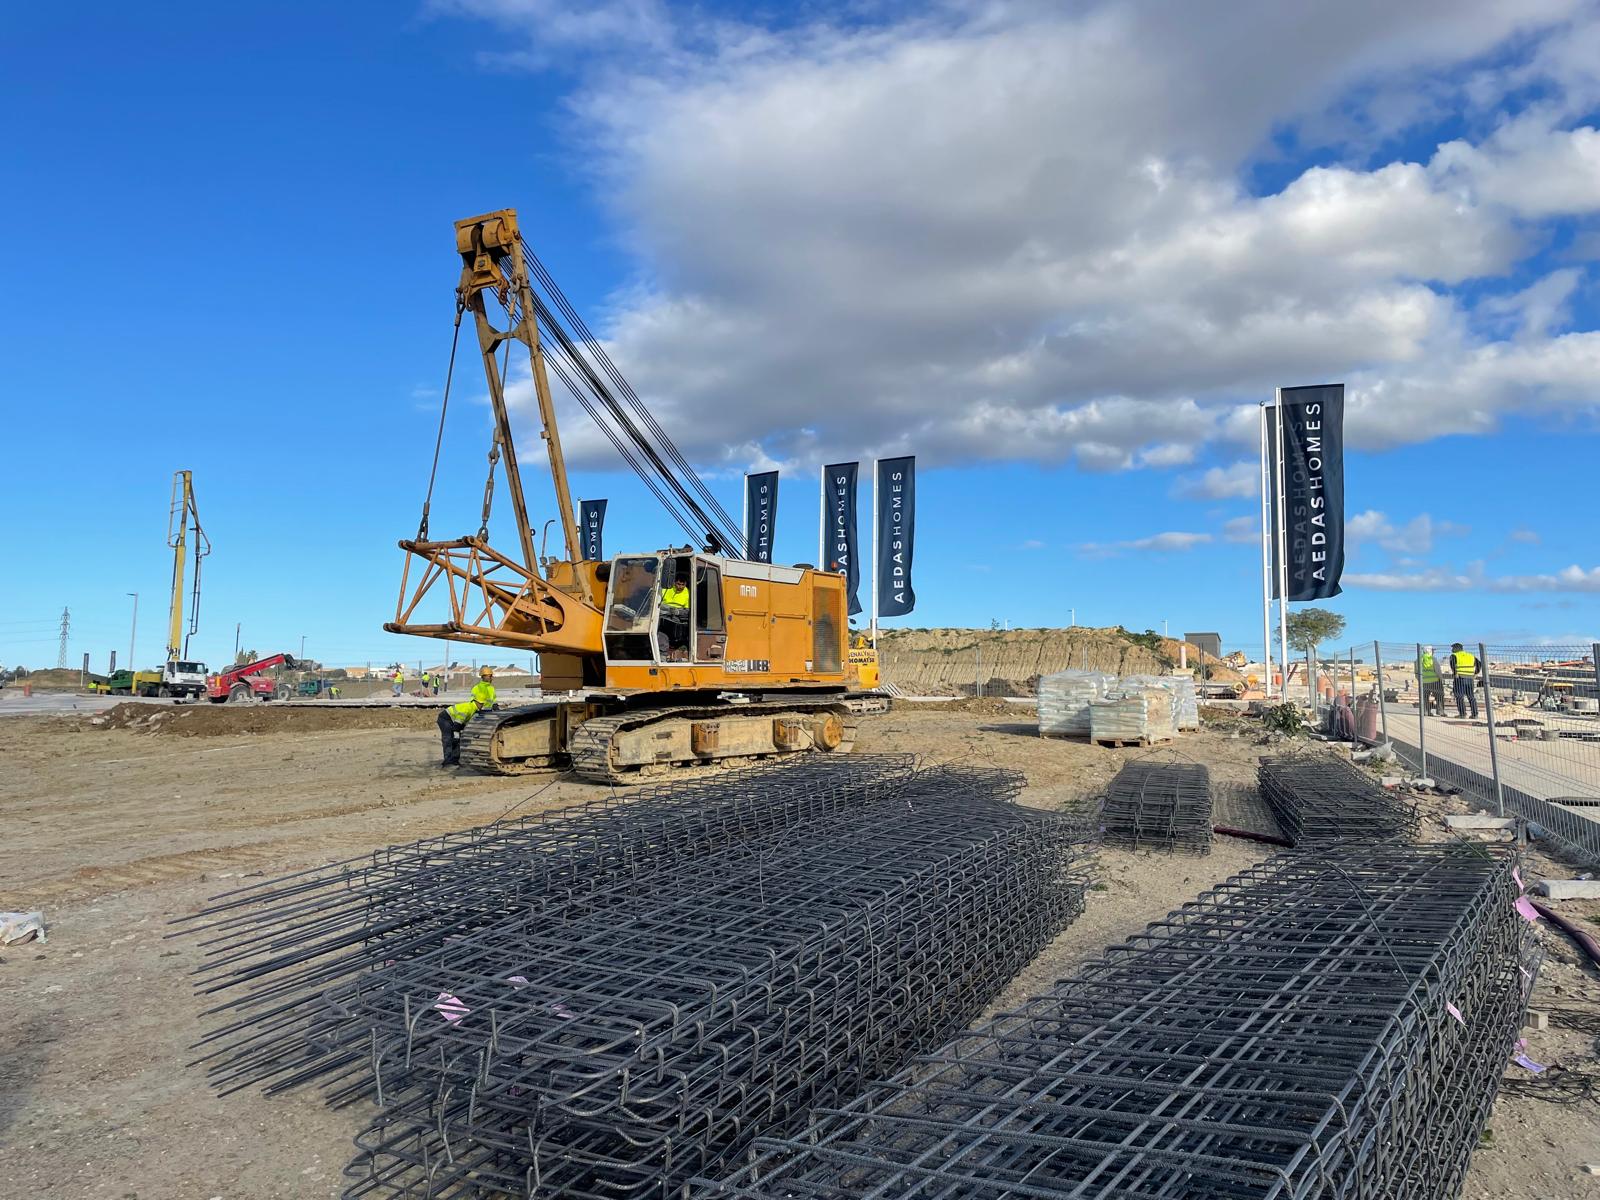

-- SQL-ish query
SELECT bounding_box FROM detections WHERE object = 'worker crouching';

[438,667,498,767]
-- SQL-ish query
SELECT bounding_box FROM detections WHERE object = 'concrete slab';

[1536,879,1600,900]
[1444,815,1517,831]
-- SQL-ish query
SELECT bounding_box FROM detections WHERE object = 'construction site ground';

[2,703,1596,1198]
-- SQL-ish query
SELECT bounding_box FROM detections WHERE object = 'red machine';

[207,653,299,703]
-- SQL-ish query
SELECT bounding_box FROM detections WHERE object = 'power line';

[56,607,70,670]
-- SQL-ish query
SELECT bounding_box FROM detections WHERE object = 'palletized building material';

[1258,753,1419,845]
[1164,672,1200,729]
[693,844,1535,1200]
[1037,670,1113,737]
[330,763,1096,1198]
[1101,760,1212,852]
[1089,686,1175,746]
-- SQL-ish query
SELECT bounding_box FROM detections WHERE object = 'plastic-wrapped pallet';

[1038,670,1114,737]
[1122,675,1182,738]
[1089,687,1174,746]
[1164,674,1200,730]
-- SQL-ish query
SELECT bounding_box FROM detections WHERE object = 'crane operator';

[659,568,690,659]
[437,666,498,767]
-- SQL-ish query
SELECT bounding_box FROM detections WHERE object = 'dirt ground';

[1,706,1596,1198]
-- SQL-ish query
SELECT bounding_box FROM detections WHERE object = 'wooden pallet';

[1090,735,1174,749]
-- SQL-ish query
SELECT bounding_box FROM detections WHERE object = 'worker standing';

[1449,642,1480,719]
[422,671,431,694]
[1417,645,1445,717]
[392,668,404,697]
[438,667,499,767]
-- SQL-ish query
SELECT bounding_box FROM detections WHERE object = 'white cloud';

[1348,562,1600,592]
[1510,528,1543,544]
[1080,531,1213,556]
[1222,516,1259,544]
[1347,510,1469,555]
[1177,460,1258,500]
[452,0,1600,470]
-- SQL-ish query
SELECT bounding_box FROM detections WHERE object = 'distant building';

[1185,632,1223,659]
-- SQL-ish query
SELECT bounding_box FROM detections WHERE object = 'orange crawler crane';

[387,210,884,782]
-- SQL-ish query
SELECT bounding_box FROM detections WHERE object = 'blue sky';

[5,1,1600,673]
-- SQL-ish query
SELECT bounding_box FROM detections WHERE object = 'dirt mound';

[878,626,1241,696]
[88,702,437,737]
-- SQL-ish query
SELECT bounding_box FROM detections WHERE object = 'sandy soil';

[0,707,1595,1198]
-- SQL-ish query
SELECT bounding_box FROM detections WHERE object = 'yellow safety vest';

[661,584,689,610]
[1419,653,1439,683]
[448,698,480,724]
[472,681,496,707]
[1451,650,1477,676]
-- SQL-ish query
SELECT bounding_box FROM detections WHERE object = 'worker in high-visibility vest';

[1417,645,1445,717]
[1449,643,1480,719]
[392,668,404,697]
[659,571,691,658]
[437,667,498,767]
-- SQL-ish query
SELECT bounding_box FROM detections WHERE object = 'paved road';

[0,692,167,717]
[1380,700,1600,816]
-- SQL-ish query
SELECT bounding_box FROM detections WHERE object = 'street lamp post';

[300,635,306,663]
[126,593,138,671]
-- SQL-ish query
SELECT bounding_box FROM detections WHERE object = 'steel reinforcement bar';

[1100,761,1211,853]
[177,754,918,1095]
[694,844,1533,1200]
[335,765,1095,1198]
[1258,753,1419,845]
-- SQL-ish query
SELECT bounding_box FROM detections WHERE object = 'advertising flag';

[875,456,916,617]
[744,471,779,564]
[823,461,862,615]
[579,498,607,562]
[1269,384,1345,601]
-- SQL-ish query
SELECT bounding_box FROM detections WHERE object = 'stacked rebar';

[695,844,1534,1200]
[178,755,919,1095]
[1258,753,1419,845]
[1100,760,1212,852]
[333,763,1092,1197]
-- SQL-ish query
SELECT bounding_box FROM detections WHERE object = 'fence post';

[1480,641,1504,818]
[1414,643,1428,782]
[1373,640,1389,745]
[1592,642,1600,705]
[976,645,983,698]
[1348,646,1359,751]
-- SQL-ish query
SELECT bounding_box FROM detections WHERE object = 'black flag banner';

[1270,384,1345,601]
[875,456,916,617]
[744,471,779,564]
[579,498,607,562]
[823,461,862,616]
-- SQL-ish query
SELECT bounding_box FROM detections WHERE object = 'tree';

[1283,608,1346,653]
[234,649,259,667]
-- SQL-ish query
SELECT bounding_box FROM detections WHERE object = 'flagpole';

[1273,387,1291,703]
[1259,402,1274,699]
[741,475,748,564]
[870,459,879,649]
[817,464,825,571]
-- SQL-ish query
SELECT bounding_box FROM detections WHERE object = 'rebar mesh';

[177,755,920,1095]
[1258,753,1419,845]
[695,844,1535,1200]
[1100,761,1212,853]
[330,763,1093,1197]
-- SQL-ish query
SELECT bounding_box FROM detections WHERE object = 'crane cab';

[598,551,876,693]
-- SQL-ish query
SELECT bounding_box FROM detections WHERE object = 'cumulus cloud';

[450,0,1600,470]
[1510,528,1543,544]
[1177,461,1258,500]
[1348,563,1600,592]
[1080,531,1213,556]
[1347,510,1470,556]
[1222,516,1259,544]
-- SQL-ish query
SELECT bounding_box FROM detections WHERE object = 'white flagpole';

[1259,403,1274,699]
[870,459,879,649]
[1273,387,1291,702]
[818,464,825,570]
[741,476,749,563]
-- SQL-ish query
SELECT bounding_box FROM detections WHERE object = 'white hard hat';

[1423,645,1434,653]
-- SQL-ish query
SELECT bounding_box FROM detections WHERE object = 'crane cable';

[416,303,465,541]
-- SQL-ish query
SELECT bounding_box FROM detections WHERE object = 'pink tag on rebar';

[434,991,471,1023]
[1514,896,1541,922]
[1512,867,1525,893]
[1446,1002,1465,1025]
[507,975,529,988]
[1513,1053,1547,1074]
[551,1001,576,1020]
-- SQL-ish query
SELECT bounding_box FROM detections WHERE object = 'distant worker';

[1417,645,1445,717]
[422,671,431,694]
[328,684,341,699]
[659,571,690,657]
[392,668,404,697]
[1449,642,1480,719]
[432,672,441,696]
[437,667,498,768]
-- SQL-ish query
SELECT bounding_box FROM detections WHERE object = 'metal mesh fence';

[1311,640,1600,868]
